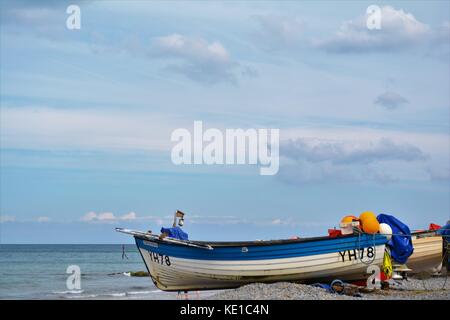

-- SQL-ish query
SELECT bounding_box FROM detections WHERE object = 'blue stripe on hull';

[135,234,387,261]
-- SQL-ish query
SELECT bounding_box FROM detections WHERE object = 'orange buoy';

[340,215,361,235]
[341,215,358,223]
[359,211,376,221]
[359,211,380,234]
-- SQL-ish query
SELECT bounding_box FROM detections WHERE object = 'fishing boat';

[407,231,443,273]
[116,213,388,291]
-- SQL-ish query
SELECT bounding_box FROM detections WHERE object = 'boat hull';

[407,234,443,273]
[134,234,387,291]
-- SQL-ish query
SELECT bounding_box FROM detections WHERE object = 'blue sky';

[0,1,449,243]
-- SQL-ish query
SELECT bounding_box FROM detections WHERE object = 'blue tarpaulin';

[377,214,413,264]
[437,223,450,237]
[438,223,450,267]
[160,226,189,240]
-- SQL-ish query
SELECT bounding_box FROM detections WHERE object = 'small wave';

[67,294,99,299]
[108,292,126,297]
[66,292,127,299]
[53,290,84,295]
[123,272,131,277]
[126,290,157,295]
[63,290,162,299]
[127,291,152,295]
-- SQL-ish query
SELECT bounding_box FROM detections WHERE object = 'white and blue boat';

[117,225,388,291]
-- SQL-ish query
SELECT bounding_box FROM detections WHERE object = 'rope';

[330,279,345,294]
[355,229,377,265]
[441,268,448,290]
[437,241,449,290]
[376,232,450,238]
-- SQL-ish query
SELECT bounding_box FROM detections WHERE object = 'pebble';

[207,276,450,300]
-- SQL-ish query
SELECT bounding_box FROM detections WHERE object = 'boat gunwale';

[132,230,437,249]
[134,232,388,248]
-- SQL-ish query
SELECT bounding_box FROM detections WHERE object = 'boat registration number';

[148,251,171,266]
[338,246,375,262]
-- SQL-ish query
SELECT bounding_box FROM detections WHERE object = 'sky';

[0,0,449,243]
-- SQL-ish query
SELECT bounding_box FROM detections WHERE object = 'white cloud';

[81,211,116,222]
[36,216,51,222]
[154,34,230,62]
[278,137,429,184]
[150,34,242,84]
[280,126,449,184]
[271,218,282,225]
[280,126,448,157]
[79,211,190,226]
[248,7,446,59]
[120,212,137,221]
[281,137,427,164]
[315,6,432,53]
[97,212,116,221]
[0,215,16,223]
[80,211,97,222]
[81,211,138,223]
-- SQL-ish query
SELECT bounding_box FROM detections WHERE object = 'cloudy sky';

[1,0,449,243]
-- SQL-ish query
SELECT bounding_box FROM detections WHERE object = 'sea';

[0,244,218,300]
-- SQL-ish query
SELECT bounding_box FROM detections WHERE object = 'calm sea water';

[0,244,217,300]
